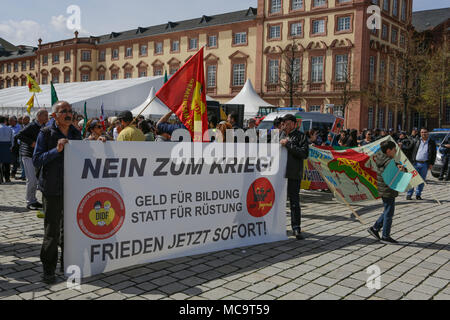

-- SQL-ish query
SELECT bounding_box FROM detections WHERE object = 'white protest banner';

[64,142,288,278]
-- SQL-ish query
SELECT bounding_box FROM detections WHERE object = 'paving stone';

[326,285,354,297]
[201,287,234,300]
[279,291,310,300]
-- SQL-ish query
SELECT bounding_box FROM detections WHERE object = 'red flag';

[156,47,208,142]
[331,118,344,134]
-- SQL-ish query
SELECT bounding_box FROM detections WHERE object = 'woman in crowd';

[138,120,155,142]
[360,130,374,146]
[85,119,112,141]
[345,129,359,148]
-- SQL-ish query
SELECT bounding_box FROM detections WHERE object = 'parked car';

[429,129,450,178]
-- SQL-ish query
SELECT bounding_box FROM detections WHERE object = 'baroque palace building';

[0,0,419,130]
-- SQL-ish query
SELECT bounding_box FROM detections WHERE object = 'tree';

[420,39,450,128]
[278,39,305,108]
[364,80,390,129]
[334,67,363,129]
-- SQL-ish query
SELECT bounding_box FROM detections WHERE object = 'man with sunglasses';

[33,101,82,284]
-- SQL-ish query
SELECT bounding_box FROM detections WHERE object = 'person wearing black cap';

[116,111,145,142]
[280,114,309,240]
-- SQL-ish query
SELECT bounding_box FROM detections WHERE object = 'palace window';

[189,38,198,51]
[312,20,325,34]
[311,56,324,83]
[155,42,163,54]
[232,63,245,86]
[234,32,247,45]
[337,16,351,31]
[269,25,281,39]
[292,0,303,10]
[290,22,303,37]
[268,59,279,84]
[271,0,282,13]
[335,54,348,82]
[207,65,216,88]
[208,35,217,48]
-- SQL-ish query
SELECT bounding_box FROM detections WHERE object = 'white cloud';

[50,15,90,38]
[0,15,91,47]
[0,20,47,46]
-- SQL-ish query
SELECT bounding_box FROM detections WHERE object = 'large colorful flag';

[26,94,35,114]
[156,47,208,142]
[99,102,106,131]
[27,75,41,93]
[51,81,59,105]
[308,136,425,204]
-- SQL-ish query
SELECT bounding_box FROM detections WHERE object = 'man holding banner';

[33,101,82,284]
[280,114,309,240]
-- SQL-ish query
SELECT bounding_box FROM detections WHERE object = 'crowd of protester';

[0,101,449,284]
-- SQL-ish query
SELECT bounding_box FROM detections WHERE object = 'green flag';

[81,102,88,137]
[50,81,59,106]
[164,70,168,84]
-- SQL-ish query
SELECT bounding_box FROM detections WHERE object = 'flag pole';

[130,95,157,126]
[34,93,41,108]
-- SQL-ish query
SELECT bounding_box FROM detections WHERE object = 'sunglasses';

[58,109,73,114]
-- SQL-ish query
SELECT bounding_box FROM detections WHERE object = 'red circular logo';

[246,178,275,218]
[77,188,126,240]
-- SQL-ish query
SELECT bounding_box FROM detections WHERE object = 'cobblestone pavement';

[0,177,449,300]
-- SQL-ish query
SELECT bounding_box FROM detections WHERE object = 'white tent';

[226,79,275,119]
[0,76,164,118]
[131,87,171,118]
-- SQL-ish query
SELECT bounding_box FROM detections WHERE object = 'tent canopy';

[226,79,275,119]
[131,87,171,117]
[0,77,164,118]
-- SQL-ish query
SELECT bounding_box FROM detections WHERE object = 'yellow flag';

[26,94,34,114]
[219,107,228,121]
[27,75,41,93]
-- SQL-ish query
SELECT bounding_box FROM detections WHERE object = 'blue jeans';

[407,162,428,197]
[373,197,395,239]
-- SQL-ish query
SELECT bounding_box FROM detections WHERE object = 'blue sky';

[0,0,448,46]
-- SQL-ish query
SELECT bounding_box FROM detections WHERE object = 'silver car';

[430,131,450,178]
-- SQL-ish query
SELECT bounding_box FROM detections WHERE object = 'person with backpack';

[33,101,82,284]
[368,140,408,244]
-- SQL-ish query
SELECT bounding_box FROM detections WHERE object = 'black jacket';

[33,122,82,196]
[410,138,437,166]
[398,136,414,162]
[16,120,43,158]
[284,129,309,180]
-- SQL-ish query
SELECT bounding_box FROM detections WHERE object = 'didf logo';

[246,178,275,218]
[77,188,125,240]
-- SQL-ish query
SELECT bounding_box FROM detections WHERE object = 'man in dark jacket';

[17,109,48,210]
[280,114,309,240]
[397,131,414,162]
[406,128,436,200]
[368,141,407,244]
[33,101,82,284]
